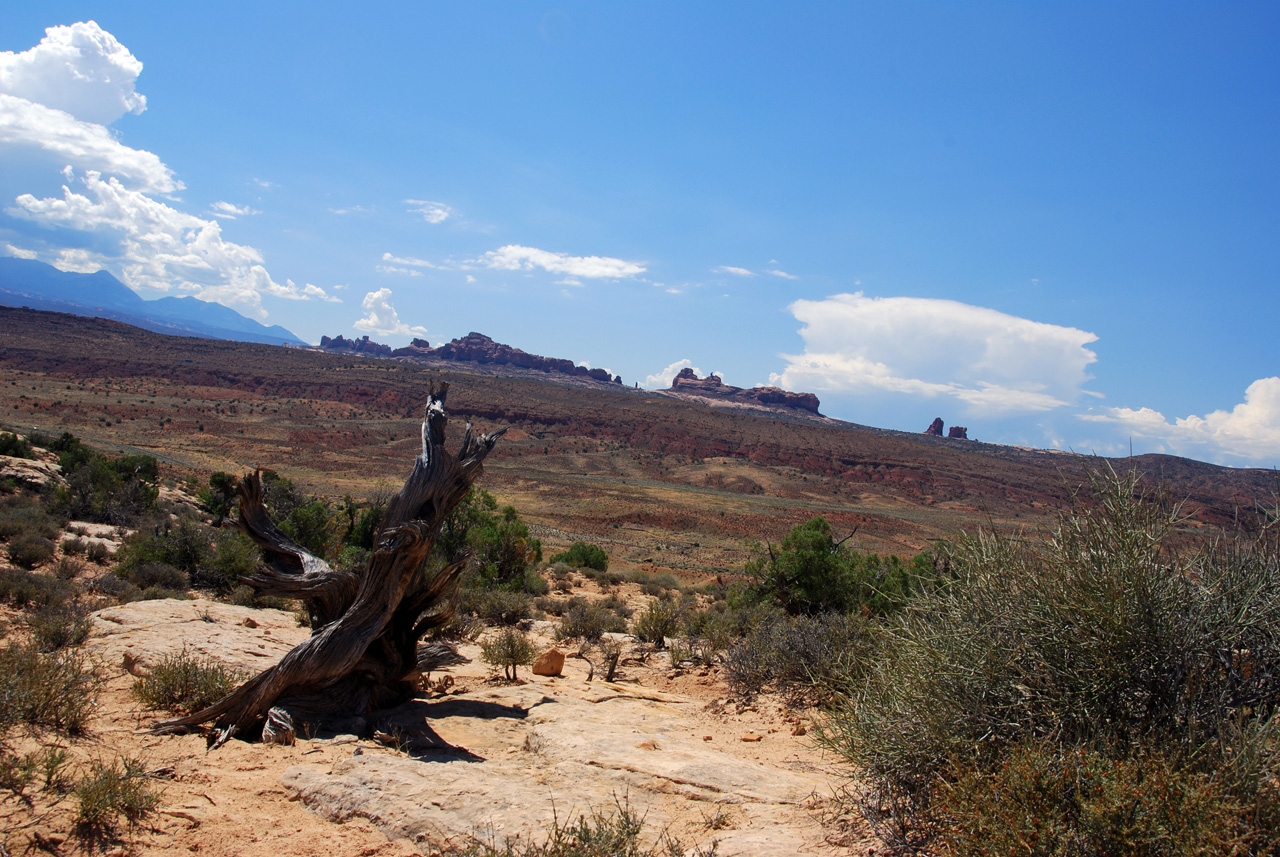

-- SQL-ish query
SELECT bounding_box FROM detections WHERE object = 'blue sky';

[1,3,1277,468]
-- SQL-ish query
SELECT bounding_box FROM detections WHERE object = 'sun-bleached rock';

[85,598,309,674]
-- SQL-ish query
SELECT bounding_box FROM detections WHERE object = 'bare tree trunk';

[153,382,505,745]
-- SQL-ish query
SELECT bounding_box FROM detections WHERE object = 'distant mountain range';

[0,257,306,347]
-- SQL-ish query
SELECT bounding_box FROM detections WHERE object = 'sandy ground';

[1,596,880,857]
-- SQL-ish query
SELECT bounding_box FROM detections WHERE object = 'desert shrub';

[116,561,189,593]
[442,794,714,857]
[259,469,335,557]
[934,736,1279,856]
[48,436,158,525]
[0,431,34,459]
[61,535,87,555]
[480,627,536,680]
[0,495,62,540]
[820,470,1280,852]
[549,541,610,572]
[725,611,872,705]
[7,532,56,568]
[53,554,86,580]
[468,505,543,590]
[599,593,633,619]
[114,514,209,581]
[74,756,161,835]
[632,599,683,649]
[554,598,628,643]
[88,573,142,604]
[459,587,533,626]
[198,470,239,523]
[86,541,109,564]
[131,647,244,714]
[194,529,259,593]
[0,643,99,733]
[27,603,92,651]
[0,567,76,607]
[745,517,933,616]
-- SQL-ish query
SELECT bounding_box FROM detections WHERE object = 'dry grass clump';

[0,642,100,734]
[131,647,245,714]
[74,755,161,837]
[442,794,717,857]
[820,470,1280,853]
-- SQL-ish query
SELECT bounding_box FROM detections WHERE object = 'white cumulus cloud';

[773,293,1099,417]
[208,201,260,219]
[0,93,178,193]
[0,23,312,322]
[1079,377,1280,466]
[714,265,754,277]
[767,269,798,280]
[644,358,703,390]
[354,288,426,337]
[404,199,452,224]
[0,21,146,125]
[480,244,645,279]
[8,169,333,316]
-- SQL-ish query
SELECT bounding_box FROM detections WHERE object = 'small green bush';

[0,567,76,607]
[61,535,87,555]
[548,541,610,572]
[632,600,682,649]
[459,587,533,626]
[116,561,189,593]
[131,648,244,714]
[27,604,93,651]
[74,756,161,835]
[86,541,109,564]
[554,598,628,643]
[480,627,536,681]
[0,643,100,733]
[725,611,872,706]
[0,496,62,540]
[0,431,34,459]
[7,532,56,568]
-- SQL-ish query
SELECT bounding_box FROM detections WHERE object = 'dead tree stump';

[153,382,505,745]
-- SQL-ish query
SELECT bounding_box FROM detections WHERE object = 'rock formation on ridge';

[670,368,821,415]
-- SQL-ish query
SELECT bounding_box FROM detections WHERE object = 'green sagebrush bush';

[0,643,100,734]
[75,756,161,836]
[131,647,245,714]
[553,597,628,643]
[745,516,934,616]
[725,611,873,706]
[0,431,34,459]
[820,469,1280,853]
[480,627,536,681]
[548,541,609,572]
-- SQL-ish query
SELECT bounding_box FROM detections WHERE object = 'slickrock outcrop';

[319,331,624,385]
[670,369,821,415]
[319,335,393,357]
[924,418,945,436]
[389,337,432,358]
[0,454,64,491]
[434,332,622,384]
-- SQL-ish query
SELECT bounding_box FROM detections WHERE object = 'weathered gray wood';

[153,382,504,743]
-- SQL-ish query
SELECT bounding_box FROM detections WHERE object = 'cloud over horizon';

[0,22,312,320]
[354,288,426,337]
[773,293,1099,417]
[643,358,702,390]
[1079,377,1280,466]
